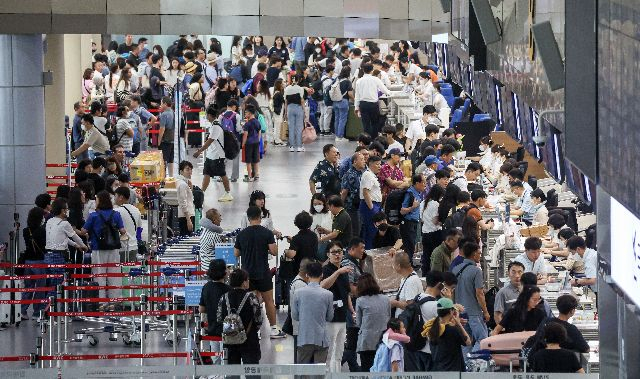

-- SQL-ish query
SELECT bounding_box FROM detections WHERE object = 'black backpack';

[96,211,121,250]
[217,130,240,160]
[192,185,205,209]
[443,206,470,230]
[484,286,499,329]
[398,294,436,351]
[385,189,413,226]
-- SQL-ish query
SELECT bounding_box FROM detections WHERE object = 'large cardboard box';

[362,248,404,293]
[130,151,165,184]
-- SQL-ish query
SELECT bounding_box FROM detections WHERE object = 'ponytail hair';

[428,308,452,344]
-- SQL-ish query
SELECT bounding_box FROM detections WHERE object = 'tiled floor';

[0,134,356,369]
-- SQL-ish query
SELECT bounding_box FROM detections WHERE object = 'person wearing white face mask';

[310,193,333,261]
[416,71,436,104]
[478,136,494,168]
[71,113,110,158]
[113,105,135,153]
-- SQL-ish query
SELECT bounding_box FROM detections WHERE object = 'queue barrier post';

[56,284,63,366]
[139,294,147,366]
[38,309,46,369]
[48,296,55,368]
[63,273,70,352]
[172,295,178,365]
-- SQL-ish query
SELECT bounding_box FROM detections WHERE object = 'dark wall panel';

[565,0,597,180]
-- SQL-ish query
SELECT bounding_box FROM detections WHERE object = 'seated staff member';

[510,180,534,224]
[513,237,548,284]
[544,227,576,260]
[372,212,403,253]
[490,285,546,335]
[528,189,549,225]
[567,236,598,290]
[359,156,383,249]
[493,261,525,324]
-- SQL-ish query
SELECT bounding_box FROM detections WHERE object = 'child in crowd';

[370,318,409,372]
[241,105,262,182]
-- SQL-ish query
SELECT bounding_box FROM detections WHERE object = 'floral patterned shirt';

[377,162,405,198]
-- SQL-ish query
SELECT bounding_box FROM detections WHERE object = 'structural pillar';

[0,34,46,241]
[44,35,68,187]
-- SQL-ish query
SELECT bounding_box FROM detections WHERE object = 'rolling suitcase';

[0,278,22,327]
[479,331,535,367]
[345,105,363,140]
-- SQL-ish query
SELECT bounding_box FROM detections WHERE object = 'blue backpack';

[229,66,243,83]
[241,78,254,96]
[370,342,392,372]
[220,112,236,133]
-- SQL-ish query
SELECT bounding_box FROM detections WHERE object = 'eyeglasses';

[329,249,343,255]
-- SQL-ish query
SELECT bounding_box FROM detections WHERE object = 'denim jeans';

[21,261,47,315]
[359,200,381,249]
[333,99,349,138]
[463,315,488,360]
[287,104,304,148]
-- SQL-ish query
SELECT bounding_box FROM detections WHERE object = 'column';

[0,34,46,240]
[44,35,68,187]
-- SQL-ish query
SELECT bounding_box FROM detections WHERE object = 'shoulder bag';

[120,206,148,257]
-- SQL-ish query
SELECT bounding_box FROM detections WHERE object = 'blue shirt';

[291,37,306,62]
[402,186,423,222]
[437,157,455,170]
[341,166,364,211]
[134,106,154,126]
[338,156,352,178]
[517,188,534,222]
[72,114,83,145]
[243,118,261,144]
[83,209,124,251]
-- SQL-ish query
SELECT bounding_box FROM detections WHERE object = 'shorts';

[203,158,226,177]
[242,142,260,164]
[160,142,174,164]
[249,277,273,292]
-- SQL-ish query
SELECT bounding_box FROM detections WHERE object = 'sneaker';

[335,137,345,142]
[242,175,254,182]
[218,192,234,202]
[289,146,295,152]
[270,327,286,339]
[297,147,305,152]
[230,178,238,183]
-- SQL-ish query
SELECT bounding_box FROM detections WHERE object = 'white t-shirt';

[395,272,424,317]
[312,212,333,235]
[205,121,225,160]
[405,120,426,151]
[385,141,405,155]
[514,252,547,276]
[359,169,382,202]
[115,204,141,251]
[421,200,441,233]
[418,294,438,353]
[84,121,110,154]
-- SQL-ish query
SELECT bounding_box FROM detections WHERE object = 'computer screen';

[530,108,541,159]
[564,161,585,201]
[494,81,504,129]
[512,92,523,142]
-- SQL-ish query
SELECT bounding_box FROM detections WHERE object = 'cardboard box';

[362,248,404,293]
[520,224,549,238]
[130,151,165,184]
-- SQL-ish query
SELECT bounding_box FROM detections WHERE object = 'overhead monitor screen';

[494,82,503,129]
[512,93,522,142]
[610,198,640,308]
[530,108,541,159]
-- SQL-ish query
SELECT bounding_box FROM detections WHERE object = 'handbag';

[121,205,148,257]
[302,123,317,144]
[280,119,289,141]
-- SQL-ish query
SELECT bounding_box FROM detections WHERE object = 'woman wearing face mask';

[478,136,494,168]
[309,193,333,260]
[105,176,121,202]
[240,190,283,239]
[416,71,436,104]
[104,157,122,178]
[529,189,549,226]
[114,106,135,153]
[20,207,48,320]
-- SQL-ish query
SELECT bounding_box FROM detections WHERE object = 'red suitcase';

[480,331,535,367]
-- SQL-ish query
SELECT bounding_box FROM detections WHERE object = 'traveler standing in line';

[82,191,126,311]
[114,106,135,152]
[423,298,471,372]
[318,64,336,136]
[491,285,546,335]
[113,187,141,263]
[390,252,424,317]
[310,194,332,261]
[289,258,310,362]
[241,105,262,182]
[421,184,446,272]
[321,241,354,372]
[216,269,263,369]
[284,75,305,152]
[331,67,354,142]
[340,237,367,372]
[531,294,590,354]
[451,242,489,358]
[285,211,318,274]
[176,161,195,236]
[292,261,335,371]
[529,323,585,373]
[199,259,230,365]
[309,144,341,198]
[494,261,525,324]
[355,273,391,372]
[399,174,426,263]
[318,196,353,248]
[234,206,286,339]
[359,156,383,249]
[20,207,48,321]
[354,63,390,138]
[290,37,307,73]
[193,105,234,202]
[70,114,110,159]
[71,102,89,160]
[157,96,176,177]
[340,152,366,239]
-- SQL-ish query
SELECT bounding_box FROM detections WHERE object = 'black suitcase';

[80,281,100,312]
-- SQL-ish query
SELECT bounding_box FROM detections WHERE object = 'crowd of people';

[27,35,594,373]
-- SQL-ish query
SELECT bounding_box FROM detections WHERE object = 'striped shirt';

[199,228,223,271]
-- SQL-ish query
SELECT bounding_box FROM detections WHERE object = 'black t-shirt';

[332,209,353,247]
[217,288,261,353]
[322,263,350,322]
[373,225,401,249]
[87,173,106,194]
[234,225,275,280]
[534,318,590,353]
[266,67,281,87]
[199,281,231,336]
[430,324,467,371]
[339,79,353,96]
[531,348,582,373]
[500,307,547,333]
[289,229,318,272]
[22,226,46,261]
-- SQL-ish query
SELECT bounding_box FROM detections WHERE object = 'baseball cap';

[424,155,442,166]
[437,297,455,310]
[388,148,402,156]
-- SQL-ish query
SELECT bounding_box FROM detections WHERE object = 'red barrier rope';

[0,287,55,293]
[0,274,63,280]
[70,271,187,279]
[0,261,198,269]
[64,283,183,291]
[38,352,193,361]
[200,336,222,342]
[0,355,31,362]
[47,309,191,317]
[46,163,78,168]
[0,299,49,305]
[57,296,171,304]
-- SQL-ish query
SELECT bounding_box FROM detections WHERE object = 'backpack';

[329,79,345,102]
[220,112,236,134]
[96,211,122,250]
[218,129,240,160]
[484,286,499,329]
[398,294,436,352]
[192,185,205,209]
[370,342,392,372]
[229,65,243,83]
[241,78,254,96]
[384,189,414,226]
[443,206,470,231]
[311,78,324,101]
[222,292,252,345]
[323,78,336,106]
